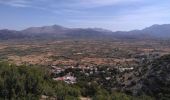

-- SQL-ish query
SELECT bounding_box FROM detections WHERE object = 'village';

[49,52,161,85]
[51,64,134,84]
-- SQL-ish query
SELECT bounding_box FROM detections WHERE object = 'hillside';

[0,61,155,100]
[123,54,170,99]
[0,29,26,40]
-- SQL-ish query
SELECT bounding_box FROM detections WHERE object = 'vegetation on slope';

[0,62,80,100]
[0,61,156,100]
[127,54,170,100]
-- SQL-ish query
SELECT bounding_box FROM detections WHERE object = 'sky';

[0,0,170,31]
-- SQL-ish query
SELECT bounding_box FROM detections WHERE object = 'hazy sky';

[0,0,170,31]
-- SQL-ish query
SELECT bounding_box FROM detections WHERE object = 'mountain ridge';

[0,24,170,40]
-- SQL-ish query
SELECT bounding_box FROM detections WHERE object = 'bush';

[111,92,131,100]
[0,62,81,99]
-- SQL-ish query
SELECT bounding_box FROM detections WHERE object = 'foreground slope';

[124,54,170,99]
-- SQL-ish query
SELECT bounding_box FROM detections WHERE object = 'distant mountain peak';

[22,24,69,34]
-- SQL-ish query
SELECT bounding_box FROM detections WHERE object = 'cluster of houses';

[53,74,76,84]
[51,66,76,84]
[51,65,98,74]
[50,65,134,84]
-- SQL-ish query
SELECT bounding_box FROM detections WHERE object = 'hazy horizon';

[0,23,169,32]
[0,0,170,31]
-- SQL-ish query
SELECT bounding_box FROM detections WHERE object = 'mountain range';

[0,24,170,40]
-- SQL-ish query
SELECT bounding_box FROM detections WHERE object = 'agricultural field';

[0,39,169,66]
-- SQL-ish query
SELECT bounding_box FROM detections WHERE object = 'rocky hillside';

[123,54,170,99]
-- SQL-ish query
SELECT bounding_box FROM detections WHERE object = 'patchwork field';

[0,39,169,67]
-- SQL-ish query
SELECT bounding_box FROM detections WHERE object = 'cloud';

[0,0,143,9]
[0,0,30,7]
[67,3,170,31]
[0,0,170,31]
[69,0,142,8]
